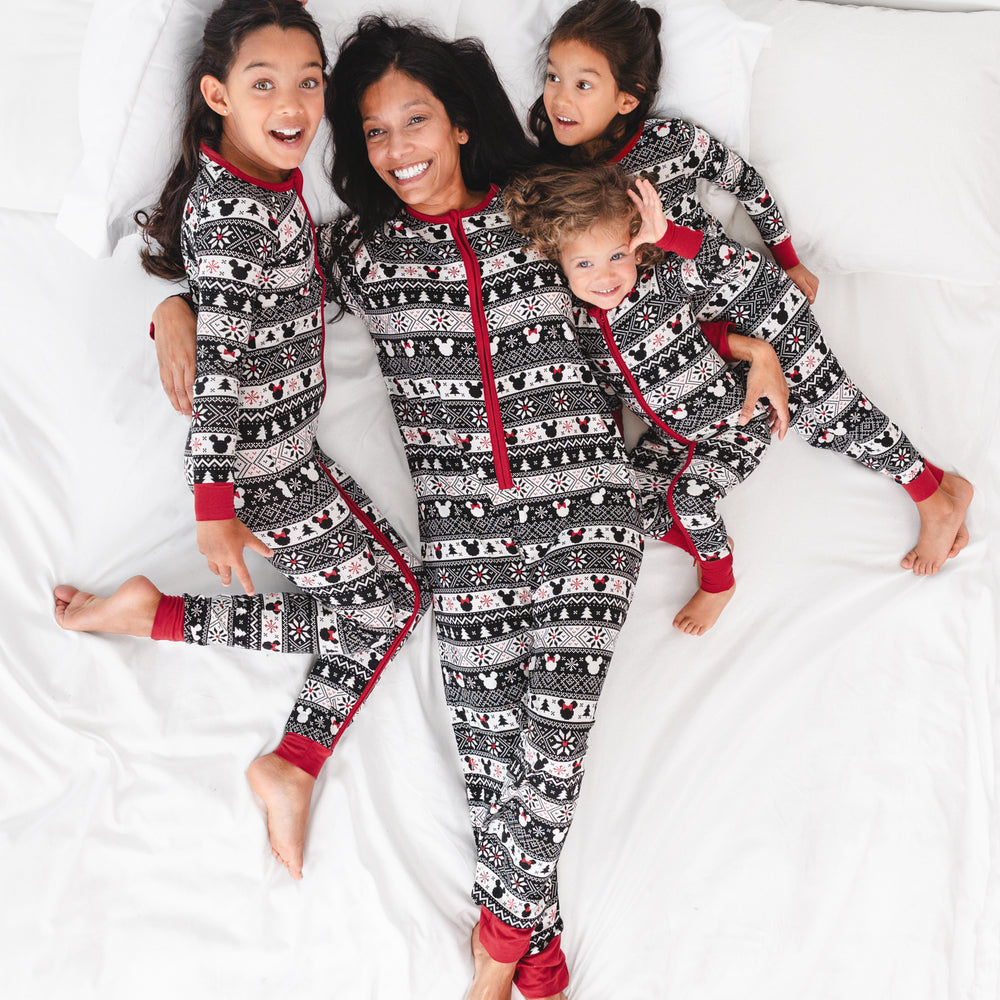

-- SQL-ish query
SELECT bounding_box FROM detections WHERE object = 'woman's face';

[360,68,471,217]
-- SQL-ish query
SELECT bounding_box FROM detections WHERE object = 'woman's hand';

[727,334,790,440]
[152,295,198,415]
[627,177,669,252]
[196,517,273,595]
[785,263,819,304]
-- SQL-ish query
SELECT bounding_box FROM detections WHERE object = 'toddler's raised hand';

[197,517,273,595]
[627,177,669,251]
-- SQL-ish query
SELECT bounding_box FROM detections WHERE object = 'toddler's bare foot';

[900,472,973,575]
[246,753,315,880]
[466,922,517,1000]
[53,575,161,636]
[673,584,736,636]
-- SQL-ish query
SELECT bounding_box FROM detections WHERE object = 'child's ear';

[200,75,230,116]
[617,91,640,116]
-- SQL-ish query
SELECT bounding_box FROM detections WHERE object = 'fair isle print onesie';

[158,145,427,777]
[313,187,646,979]
[613,118,942,505]
[573,222,774,593]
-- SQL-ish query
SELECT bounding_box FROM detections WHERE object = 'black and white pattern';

[317,190,647,953]
[180,148,426,756]
[618,120,927,490]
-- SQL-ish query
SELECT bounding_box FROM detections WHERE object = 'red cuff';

[194,482,236,521]
[274,732,330,779]
[700,320,737,361]
[149,320,156,341]
[151,594,185,641]
[478,907,532,964]
[698,553,735,593]
[515,935,570,999]
[656,220,705,259]
[771,238,800,270]
[902,463,942,503]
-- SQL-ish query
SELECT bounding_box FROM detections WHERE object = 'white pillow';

[56,0,768,257]
[55,0,462,258]
[745,0,1000,284]
[1,0,94,214]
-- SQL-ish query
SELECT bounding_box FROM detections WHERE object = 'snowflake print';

[211,225,233,247]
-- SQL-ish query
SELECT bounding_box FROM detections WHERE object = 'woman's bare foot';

[53,575,161,636]
[466,923,517,1000]
[900,472,973,575]
[673,584,736,636]
[246,753,315,880]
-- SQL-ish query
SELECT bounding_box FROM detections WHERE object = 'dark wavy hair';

[135,0,328,280]
[528,0,662,164]
[329,16,539,235]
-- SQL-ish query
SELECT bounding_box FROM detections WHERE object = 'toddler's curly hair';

[505,163,663,268]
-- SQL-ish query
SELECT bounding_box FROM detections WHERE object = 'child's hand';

[197,517,273,595]
[786,263,819,304]
[627,177,668,252]
[152,295,198,415]
[728,335,790,440]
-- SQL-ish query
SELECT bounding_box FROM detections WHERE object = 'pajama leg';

[628,413,772,589]
[692,255,929,490]
[176,589,421,775]
[424,477,643,978]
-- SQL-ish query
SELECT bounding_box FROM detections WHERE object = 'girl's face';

[559,220,637,309]
[543,39,639,149]
[360,68,472,217]
[200,25,325,183]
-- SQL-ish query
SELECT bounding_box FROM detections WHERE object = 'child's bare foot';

[53,575,161,636]
[900,472,973,575]
[466,923,517,1000]
[673,584,736,636]
[246,753,315,880]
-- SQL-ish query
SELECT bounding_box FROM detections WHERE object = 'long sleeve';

[619,118,800,268]
[183,194,275,520]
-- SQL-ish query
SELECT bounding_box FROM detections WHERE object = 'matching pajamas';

[313,189,647,982]
[574,223,774,591]
[614,119,941,509]
[162,146,426,774]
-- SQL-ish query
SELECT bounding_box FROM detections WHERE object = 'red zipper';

[449,213,513,489]
[591,306,700,553]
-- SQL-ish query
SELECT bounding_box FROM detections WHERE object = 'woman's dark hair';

[136,0,328,279]
[329,16,539,235]
[528,0,662,164]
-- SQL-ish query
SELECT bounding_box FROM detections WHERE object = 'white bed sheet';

[2,2,999,999]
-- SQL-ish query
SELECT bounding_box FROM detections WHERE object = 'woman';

[147,16,655,1000]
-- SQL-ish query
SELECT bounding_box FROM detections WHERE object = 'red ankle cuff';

[151,595,185,641]
[274,732,331,779]
[698,553,735,593]
[515,935,570,999]
[903,464,941,503]
[478,907,532,964]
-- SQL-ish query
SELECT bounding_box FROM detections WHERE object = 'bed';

[2,0,998,997]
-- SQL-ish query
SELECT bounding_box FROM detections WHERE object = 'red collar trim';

[199,142,299,192]
[609,127,643,164]
[405,184,499,223]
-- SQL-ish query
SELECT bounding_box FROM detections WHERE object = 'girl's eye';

[300,78,320,90]
[407,115,426,126]
[576,80,592,91]
[610,253,625,261]
[365,127,384,140]
[545,72,559,84]
[577,261,592,269]
[253,80,274,91]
